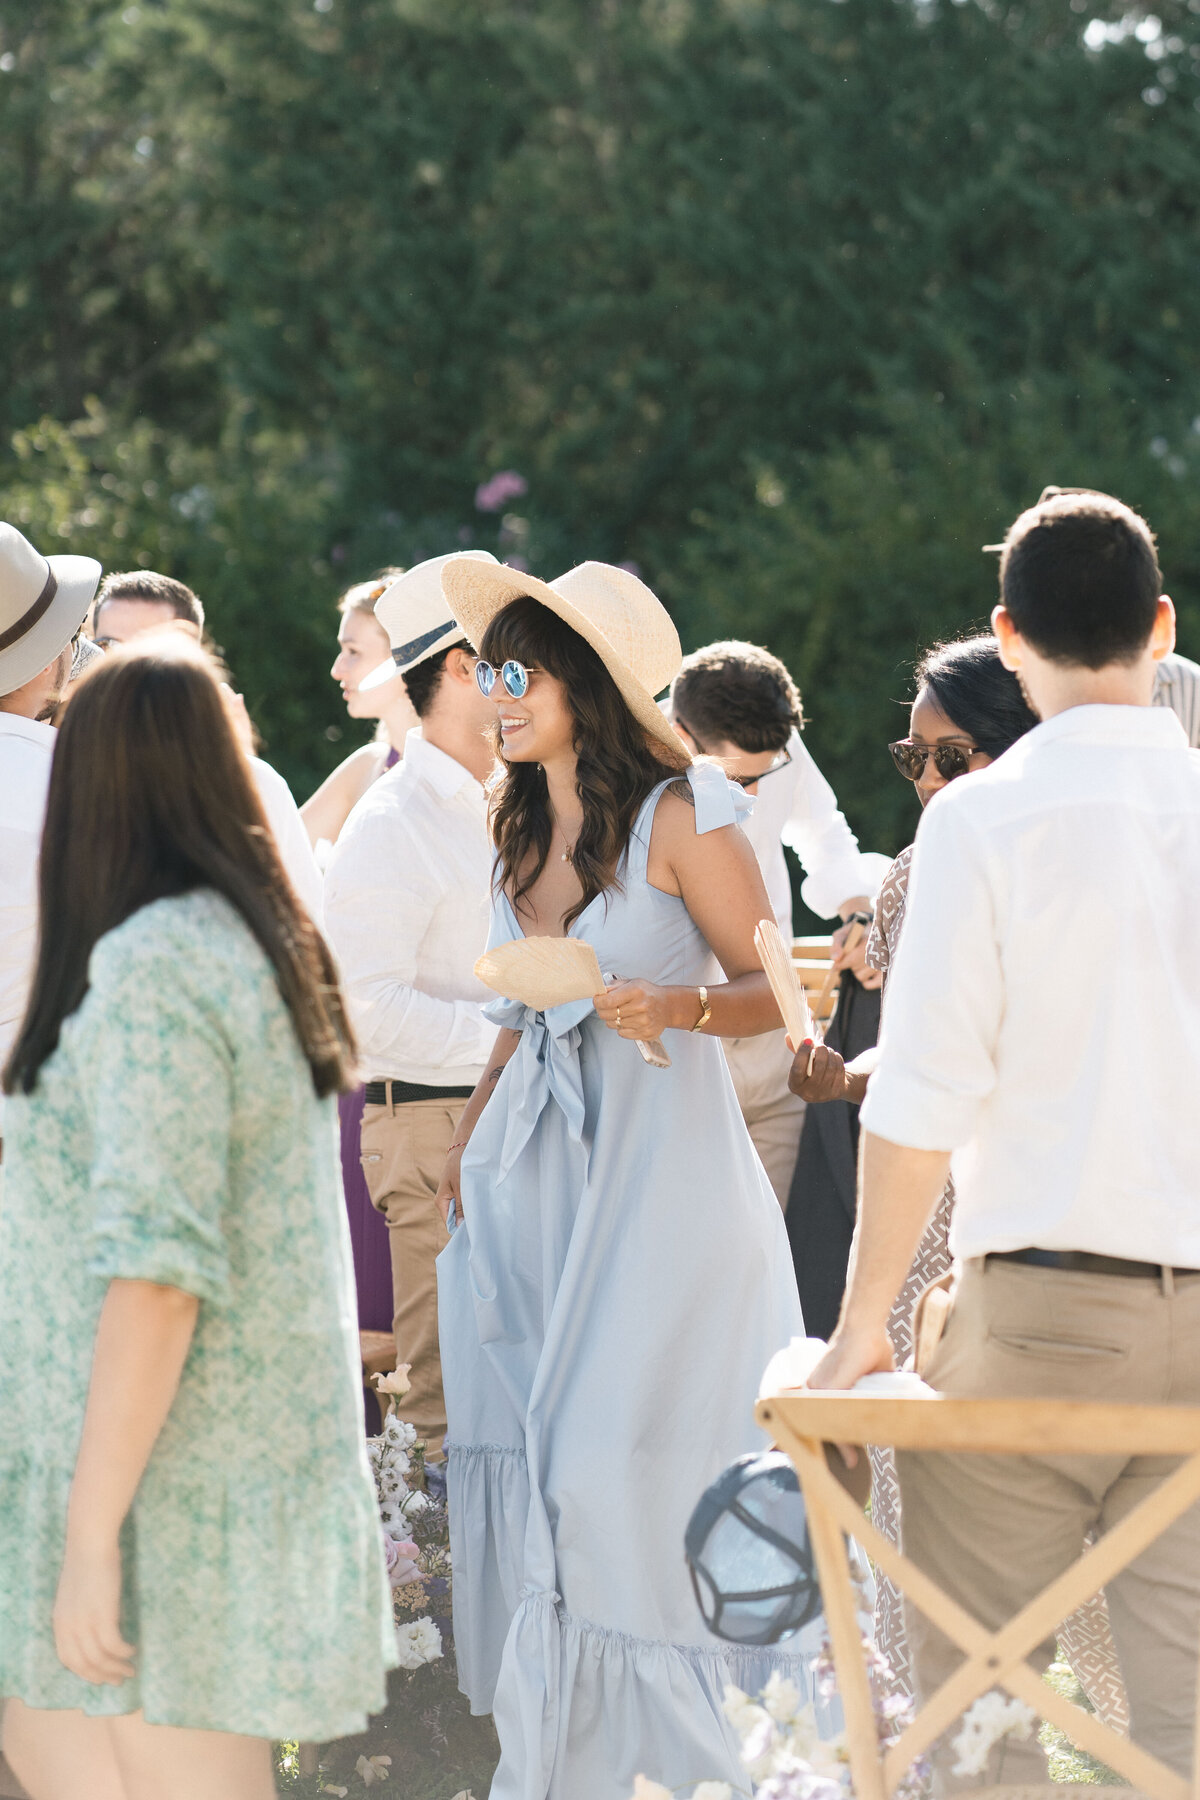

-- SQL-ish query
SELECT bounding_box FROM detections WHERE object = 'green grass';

[1038,1655,1125,1786]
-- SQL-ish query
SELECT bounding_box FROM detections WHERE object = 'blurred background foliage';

[4,0,1200,869]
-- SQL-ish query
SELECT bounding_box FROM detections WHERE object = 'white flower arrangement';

[364,1399,450,1671]
[395,1616,444,1670]
[950,1692,1036,1776]
[629,1635,930,1800]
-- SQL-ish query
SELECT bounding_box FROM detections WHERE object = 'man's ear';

[991,604,1022,672]
[1151,595,1177,663]
[447,645,477,683]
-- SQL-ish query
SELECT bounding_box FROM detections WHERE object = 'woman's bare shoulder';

[649,780,746,865]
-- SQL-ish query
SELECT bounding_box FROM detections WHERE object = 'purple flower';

[475,470,528,512]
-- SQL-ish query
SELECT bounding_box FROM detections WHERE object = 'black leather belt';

[363,1079,475,1107]
[987,1247,1200,1280]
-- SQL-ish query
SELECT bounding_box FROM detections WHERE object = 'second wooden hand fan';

[753,918,819,1074]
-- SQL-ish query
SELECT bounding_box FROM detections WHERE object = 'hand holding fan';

[475,936,605,1011]
[474,938,671,1068]
[754,919,819,1075]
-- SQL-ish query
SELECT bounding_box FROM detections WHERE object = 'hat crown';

[0,523,53,626]
[549,562,681,696]
[374,550,498,671]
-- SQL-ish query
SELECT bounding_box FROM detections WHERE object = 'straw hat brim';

[441,560,690,763]
[0,554,101,696]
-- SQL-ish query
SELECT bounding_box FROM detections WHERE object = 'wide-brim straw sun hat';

[359,549,499,691]
[0,522,101,697]
[440,557,689,761]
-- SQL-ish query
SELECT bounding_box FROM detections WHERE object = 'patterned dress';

[0,890,395,1739]
[866,851,1129,1734]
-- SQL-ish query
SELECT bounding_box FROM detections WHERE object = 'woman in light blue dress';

[0,636,394,1800]
[434,560,818,1800]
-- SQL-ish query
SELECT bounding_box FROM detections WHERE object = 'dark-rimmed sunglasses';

[888,738,979,783]
[728,745,793,790]
[475,658,536,700]
[675,718,793,790]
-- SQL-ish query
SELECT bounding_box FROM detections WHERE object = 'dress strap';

[625,761,753,880]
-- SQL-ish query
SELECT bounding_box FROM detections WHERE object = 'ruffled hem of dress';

[0,1449,397,1741]
[489,1588,829,1800]
[554,1596,818,1677]
[446,1439,531,1715]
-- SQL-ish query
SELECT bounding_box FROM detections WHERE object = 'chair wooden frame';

[757,1390,1200,1800]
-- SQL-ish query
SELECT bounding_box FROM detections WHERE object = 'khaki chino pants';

[359,1096,458,1459]
[898,1256,1200,1788]
[723,1028,806,1210]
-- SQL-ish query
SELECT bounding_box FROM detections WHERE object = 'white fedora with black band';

[440,556,690,762]
[359,550,499,692]
[0,523,101,697]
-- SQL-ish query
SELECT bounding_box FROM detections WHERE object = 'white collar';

[402,728,487,801]
[1027,703,1188,750]
[0,712,56,751]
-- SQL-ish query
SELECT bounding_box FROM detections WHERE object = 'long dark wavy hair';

[482,598,689,929]
[4,635,355,1098]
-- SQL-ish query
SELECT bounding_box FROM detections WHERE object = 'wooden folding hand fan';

[754,919,818,1055]
[474,937,670,1067]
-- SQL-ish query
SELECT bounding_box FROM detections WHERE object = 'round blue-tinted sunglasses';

[475,658,534,700]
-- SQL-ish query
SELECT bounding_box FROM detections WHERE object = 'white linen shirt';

[861,704,1200,1266]
[742,729,890,928]
[0,715,55,1092]
[322,731,495,1085]
[248,755,324,927]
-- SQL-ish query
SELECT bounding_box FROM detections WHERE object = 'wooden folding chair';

[757,1389,1200,1800]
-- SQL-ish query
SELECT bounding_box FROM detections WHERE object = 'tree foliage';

[3,0,1200,860]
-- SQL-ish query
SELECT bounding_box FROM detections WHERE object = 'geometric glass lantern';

[685,1450,822,1647]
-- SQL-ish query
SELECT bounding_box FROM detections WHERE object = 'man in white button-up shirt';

[811,492,1200,1786]
[324,554,498,1457]
[90,568,324,923]
[669,642,888,1203]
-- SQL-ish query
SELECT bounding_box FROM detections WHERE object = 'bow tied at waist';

[481,992,592,1181]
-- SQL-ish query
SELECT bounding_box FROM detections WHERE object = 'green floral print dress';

[0,890,395,1740]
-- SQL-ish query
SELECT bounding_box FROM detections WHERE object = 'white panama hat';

[359,549,499,692]
[440,557,690,762]
[0,523,101,697]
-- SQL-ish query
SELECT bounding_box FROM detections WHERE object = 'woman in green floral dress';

[0,636,395,1800]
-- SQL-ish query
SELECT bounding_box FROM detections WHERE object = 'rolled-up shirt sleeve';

[859,794,1003,1151]
[782,735,892,918]
[323,813,495,1076]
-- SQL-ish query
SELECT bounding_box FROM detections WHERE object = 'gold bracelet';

[690,985,712,1032]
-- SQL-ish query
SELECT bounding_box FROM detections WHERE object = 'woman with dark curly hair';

[433,560,817,1800]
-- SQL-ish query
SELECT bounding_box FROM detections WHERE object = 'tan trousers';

[897,1257,1200,1788]
[724,1029,806,1210]
[359,1097,458,1459]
